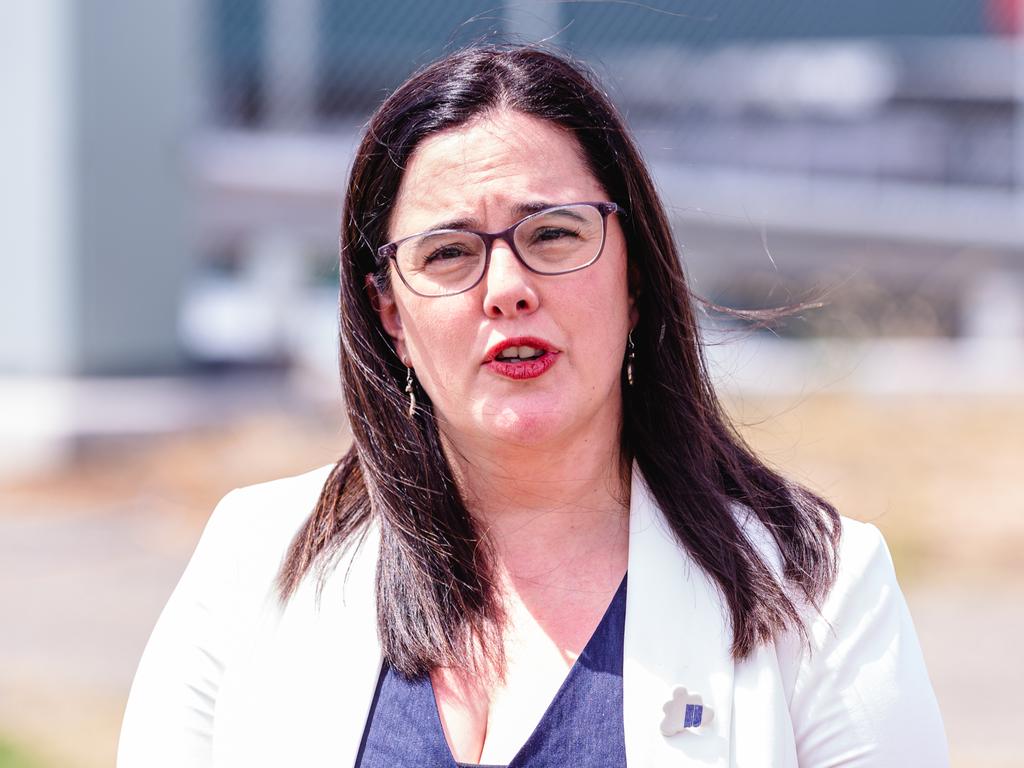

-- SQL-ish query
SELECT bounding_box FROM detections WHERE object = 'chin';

[470,394,572,447]
[487,406,563,445]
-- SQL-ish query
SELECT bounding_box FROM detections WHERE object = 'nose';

[481,239,539,319]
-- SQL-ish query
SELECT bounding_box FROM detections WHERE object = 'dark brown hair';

[278,45,840,677]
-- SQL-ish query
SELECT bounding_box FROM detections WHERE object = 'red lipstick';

[483,336,559,380]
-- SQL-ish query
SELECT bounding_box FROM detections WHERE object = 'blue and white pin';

[660,687,714,735]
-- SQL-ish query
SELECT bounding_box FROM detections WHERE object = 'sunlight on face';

[376,110,636,456]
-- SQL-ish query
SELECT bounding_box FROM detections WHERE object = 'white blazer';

[118,464,949,767]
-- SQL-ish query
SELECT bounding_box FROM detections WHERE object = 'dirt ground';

[1,393,1021,767]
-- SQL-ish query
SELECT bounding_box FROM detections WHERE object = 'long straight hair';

[277,45,840,678]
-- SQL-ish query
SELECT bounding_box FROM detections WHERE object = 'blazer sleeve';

[117,489,247,768]
[785,519,949,767]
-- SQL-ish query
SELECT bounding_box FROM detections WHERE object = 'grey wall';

[1,2,75,373]
[0,0,198,375]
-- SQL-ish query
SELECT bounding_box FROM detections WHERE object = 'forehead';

[388,110,605,238]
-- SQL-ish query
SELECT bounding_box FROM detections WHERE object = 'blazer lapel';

[216,524,384,768]
[220,473,737,768]
[623,470,735,767]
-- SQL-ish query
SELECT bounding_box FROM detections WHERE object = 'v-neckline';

[432,573,628,768]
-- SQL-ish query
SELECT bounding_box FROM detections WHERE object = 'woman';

[119,46,948,767]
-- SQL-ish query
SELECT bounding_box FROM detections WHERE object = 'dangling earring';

[405,367,417,418]
[625,331,636,387]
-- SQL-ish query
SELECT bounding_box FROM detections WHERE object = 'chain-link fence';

[207,0,992,127]
[201,1,1019,193]
[192,1,1023,351]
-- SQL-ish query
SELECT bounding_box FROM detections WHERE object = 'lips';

[483,336,560,380]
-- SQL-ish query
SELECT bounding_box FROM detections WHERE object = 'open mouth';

[494,345,546,363]
[484,337,559,380]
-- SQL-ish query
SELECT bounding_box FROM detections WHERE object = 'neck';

[440,419,631,590]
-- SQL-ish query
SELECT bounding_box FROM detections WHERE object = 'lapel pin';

[660,687,714,736]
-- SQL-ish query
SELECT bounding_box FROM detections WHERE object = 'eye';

[533,226,581,243]
[423,244,472,263]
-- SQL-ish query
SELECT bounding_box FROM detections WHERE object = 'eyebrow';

[423,200,557,234]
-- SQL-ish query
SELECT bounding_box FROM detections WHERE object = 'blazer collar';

[237,468,734,767]
[623,468,735,767]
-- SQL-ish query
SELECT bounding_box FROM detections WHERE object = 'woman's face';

[374,110,636,452]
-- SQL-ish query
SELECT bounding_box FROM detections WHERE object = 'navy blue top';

[354,575,628,768]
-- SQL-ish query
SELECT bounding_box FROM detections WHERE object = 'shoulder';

[734,504,913,655]
[736,507,914,673]
[118,464,339,766]
[212,463,335,526]
[762,516,949,764]
[191,463,336,601]
[203,464,335,555]
[164,463,341,656]
[795,515,910,663]
[818,516,894,618]
[675,497,947,761]
[734,505,888,593]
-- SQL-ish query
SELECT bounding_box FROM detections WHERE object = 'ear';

[627,260,642,329]
[365,274,408,364]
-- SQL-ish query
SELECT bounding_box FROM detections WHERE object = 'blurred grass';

[4,393,1021,584]
[726,392,1024,586]
[0,738,47,768]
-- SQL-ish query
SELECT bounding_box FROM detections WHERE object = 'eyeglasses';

[377,201,622,298]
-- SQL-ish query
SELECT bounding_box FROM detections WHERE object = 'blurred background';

[2,1,1023,766]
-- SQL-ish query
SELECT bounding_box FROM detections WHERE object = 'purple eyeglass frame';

[376,201,623,298]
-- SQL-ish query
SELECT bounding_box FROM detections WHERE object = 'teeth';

[496,345,542,360]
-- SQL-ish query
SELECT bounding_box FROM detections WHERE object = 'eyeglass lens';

[394,204,607,297]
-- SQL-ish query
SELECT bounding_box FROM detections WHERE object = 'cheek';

[572,261,632,334]
[555,278,631,381]
[399,300,476,387]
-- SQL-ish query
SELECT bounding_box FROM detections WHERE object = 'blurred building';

[2,2,198,376]
[3,1,1024,473]
[192,0,1024,359]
